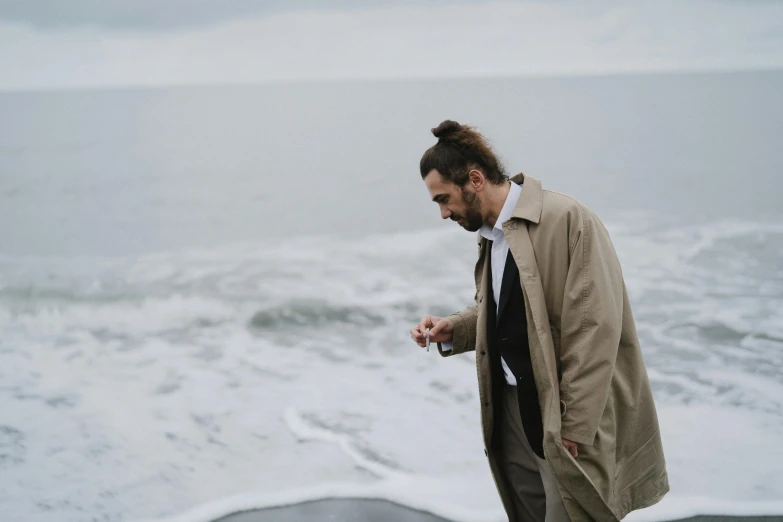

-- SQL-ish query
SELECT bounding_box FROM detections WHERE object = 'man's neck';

[484,181,512,228]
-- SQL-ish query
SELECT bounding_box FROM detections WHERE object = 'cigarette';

[425,328,430,352]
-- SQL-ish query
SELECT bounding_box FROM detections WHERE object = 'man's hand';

[562,439,578,458]
[410,315,454,348]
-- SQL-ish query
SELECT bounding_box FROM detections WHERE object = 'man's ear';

[467,169,485,191]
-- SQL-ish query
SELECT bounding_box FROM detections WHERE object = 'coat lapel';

[502,184,560,409]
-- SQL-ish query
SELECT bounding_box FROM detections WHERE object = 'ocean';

[1,70,782,522]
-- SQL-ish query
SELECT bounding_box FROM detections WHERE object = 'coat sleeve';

[436,306,478,357]
[558,208,624,446]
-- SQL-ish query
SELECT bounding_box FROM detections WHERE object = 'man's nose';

[440,207,451,220]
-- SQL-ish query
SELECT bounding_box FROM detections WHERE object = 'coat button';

[480,350,486,356]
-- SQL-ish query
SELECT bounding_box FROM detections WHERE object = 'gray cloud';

[0,0,477,30]
[1,0,781,91]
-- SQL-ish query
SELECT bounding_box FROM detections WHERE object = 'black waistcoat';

[487,248,544,459]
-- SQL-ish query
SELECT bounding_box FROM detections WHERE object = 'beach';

[213,500,783,522]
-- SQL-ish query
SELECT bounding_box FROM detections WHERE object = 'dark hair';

[419,120,508,186]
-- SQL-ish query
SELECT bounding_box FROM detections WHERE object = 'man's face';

[424,169,484,232]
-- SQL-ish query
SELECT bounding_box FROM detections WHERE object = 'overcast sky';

[1,0,782,91]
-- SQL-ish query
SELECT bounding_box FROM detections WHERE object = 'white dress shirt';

[442,181,523,386]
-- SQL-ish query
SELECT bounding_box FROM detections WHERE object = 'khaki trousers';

[497,384,571,522]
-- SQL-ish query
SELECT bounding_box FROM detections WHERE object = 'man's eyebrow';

[432,194,448,203]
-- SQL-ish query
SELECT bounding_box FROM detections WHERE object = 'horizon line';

[1,66,780,96]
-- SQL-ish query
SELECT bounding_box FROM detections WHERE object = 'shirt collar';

[479,181,523,240]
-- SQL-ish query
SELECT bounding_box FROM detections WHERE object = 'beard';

[451,187,484,232]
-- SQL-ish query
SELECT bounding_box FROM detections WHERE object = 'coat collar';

[509,172,543,224]
[476,172,543,244]
[478,179,522,241]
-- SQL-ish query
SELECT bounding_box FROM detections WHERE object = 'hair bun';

[432,120,462,139]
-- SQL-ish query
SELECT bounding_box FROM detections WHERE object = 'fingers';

[410,315,446,348]
[411,316,442,348]
[418,316,434,336]
[563,440,578,458]
[410,325,427,348]
[429,319,445,337]
[429,317,454,342]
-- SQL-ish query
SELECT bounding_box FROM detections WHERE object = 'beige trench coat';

[438,173,669,521]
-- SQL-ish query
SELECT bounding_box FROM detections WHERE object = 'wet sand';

[213,499,783,522]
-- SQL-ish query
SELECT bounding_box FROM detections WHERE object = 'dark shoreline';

[213,499,783,522]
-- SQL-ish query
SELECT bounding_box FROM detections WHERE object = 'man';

[410,120,668,521]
